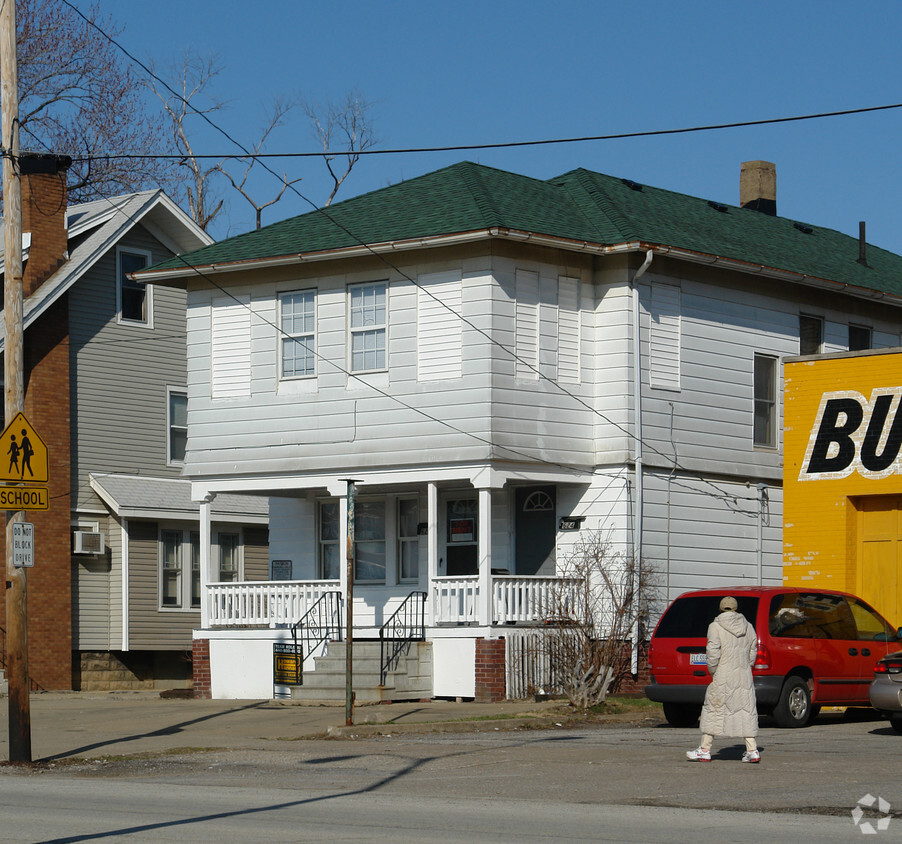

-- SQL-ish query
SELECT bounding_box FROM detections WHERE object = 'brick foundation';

[475,637,506,702]
[192,639,211,699]
[610,641,651,696]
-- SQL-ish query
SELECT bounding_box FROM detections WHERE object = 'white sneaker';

[686,747,711,762]
[741,750,760,763]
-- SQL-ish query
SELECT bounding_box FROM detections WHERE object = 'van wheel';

[773,676,813,727]
[662,702,701,727]
[891,714,902,734]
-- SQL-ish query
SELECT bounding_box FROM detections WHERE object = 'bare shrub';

[540,531,660,709]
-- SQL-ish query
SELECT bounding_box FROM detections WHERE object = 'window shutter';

[649,282,680,391]
[211,294,252,398]
[516,269,539,379]
[559,276,581,383]
[417,271,462,381]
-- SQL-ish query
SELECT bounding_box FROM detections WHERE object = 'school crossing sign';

[0,413,49,510]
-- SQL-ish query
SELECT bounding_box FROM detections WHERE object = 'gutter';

[136,229,902,309]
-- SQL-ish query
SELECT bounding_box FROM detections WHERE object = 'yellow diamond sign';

[0,413,48,483]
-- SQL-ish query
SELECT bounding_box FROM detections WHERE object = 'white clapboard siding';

[417,271,462,381]
[558,276,581,383]
[649,281,680,391]
[516,269,539,378]
[211,294,252,398]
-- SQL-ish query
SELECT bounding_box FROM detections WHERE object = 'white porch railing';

[206,575,578,627]
[207,580,341,627]
[431,575,579,625]
[431,576,480,624]
[492,575,579,624]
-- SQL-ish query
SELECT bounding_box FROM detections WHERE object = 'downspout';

[756,484,768,584]
[630,249,654,673]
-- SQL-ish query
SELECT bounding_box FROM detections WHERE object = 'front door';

[445,497,478,576]
[515,486,556,576]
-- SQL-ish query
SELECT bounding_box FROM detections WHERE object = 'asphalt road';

[0,709,899,842]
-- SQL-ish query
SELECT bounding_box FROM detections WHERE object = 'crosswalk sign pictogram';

[0,413,48,483]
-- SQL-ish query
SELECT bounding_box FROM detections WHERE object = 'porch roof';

[89,473,269,523]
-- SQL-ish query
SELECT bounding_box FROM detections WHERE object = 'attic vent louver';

[621,179,643,191]
[794,222,813,234]
[707,201,728,213]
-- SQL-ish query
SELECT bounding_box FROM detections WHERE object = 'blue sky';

[103,1,902,254]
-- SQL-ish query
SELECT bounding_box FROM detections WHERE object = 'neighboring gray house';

[1,163,268,690]
[139,160,902,701]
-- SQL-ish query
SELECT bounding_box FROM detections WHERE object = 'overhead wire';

[54,0,825,504]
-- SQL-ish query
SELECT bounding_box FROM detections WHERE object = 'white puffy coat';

[699,610,759,738]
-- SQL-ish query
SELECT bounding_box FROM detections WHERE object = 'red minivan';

[645,586,901,727]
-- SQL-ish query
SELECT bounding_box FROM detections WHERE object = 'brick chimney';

[740,160,777,216]
[20,153,72,297]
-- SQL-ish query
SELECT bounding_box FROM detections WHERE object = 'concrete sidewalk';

[0,693,641,763]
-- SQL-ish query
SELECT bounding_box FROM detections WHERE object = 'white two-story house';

[140,160,902,701]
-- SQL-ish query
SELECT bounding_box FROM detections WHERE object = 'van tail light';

[874,659,902,675]
[753,642,771,671]
[647,642,655,671]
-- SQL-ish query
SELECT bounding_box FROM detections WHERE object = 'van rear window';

[654,596,759,638]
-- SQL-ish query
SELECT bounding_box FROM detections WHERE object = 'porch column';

[477,487,493,626]
[199,494,214,628]
[427,482,439,625]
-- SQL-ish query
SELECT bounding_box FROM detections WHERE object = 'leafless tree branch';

[303,90,378,206]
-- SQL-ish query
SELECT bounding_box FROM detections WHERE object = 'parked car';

[645,587,900,728]
[869,651,902,733]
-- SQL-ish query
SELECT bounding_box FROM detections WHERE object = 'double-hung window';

[117,247,152,325]
[354,500,386,582]
[319,501,341,580]
[319,497,400,583]
[799,314,823,355]
[753,354,778,448]
[349,282,387,372]
[160,529,201,609]
[167,388,188,465]
[398,498,420,582]
[849,324,872,352]
[280,289,316,378]
[218,533,240,582]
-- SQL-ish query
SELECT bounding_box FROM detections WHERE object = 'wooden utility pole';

[1,0,32,763]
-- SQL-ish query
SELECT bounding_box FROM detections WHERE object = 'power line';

[61,100,902,163]
[57,0,774,506]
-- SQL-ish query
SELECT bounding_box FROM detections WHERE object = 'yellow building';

[784,348,902,627]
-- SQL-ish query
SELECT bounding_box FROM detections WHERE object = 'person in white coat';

[686,595,760,763]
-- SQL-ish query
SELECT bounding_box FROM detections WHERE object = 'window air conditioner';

[73,531,106,555]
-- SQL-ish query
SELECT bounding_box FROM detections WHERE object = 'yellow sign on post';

[0,412,48,483]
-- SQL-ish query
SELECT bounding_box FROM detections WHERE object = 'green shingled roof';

[149,161,902,297]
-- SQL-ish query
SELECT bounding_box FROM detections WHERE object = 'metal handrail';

[379,591,427,686]
[288,591,343,686]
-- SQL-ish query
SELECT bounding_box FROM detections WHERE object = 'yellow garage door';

[858,496,902,627]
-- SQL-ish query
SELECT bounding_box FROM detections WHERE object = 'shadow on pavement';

[39,701,269,762]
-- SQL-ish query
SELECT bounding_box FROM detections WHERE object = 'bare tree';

[15,0,175,201]
[535,532,660,709]
[218,98,304,230]
[146,51,227,231]
[304,90,377,206]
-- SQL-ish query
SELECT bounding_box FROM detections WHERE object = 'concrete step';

[290,640,433,704]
